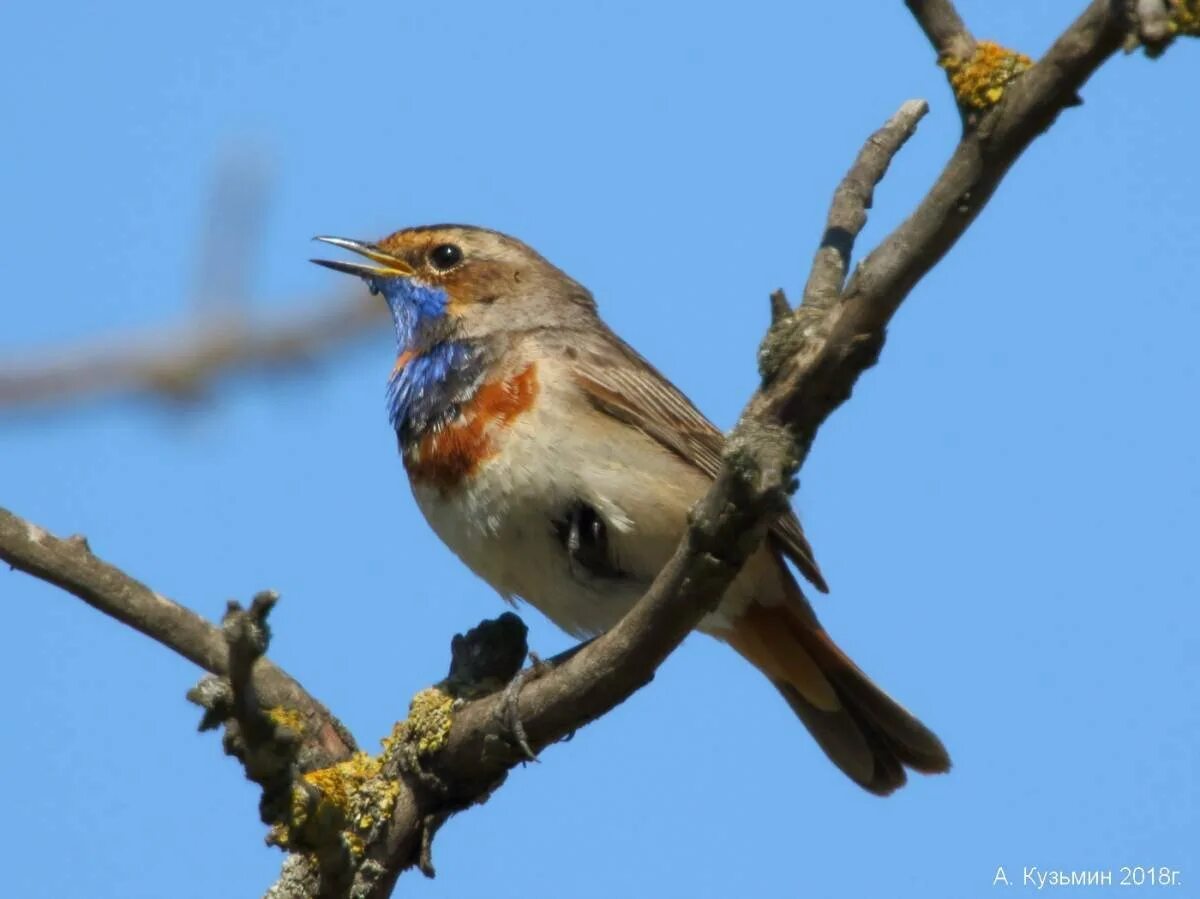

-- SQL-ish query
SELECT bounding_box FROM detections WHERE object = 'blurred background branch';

[0,155,388,412]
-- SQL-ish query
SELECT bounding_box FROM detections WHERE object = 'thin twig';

[0,152,388,413]
[0,507,357,765]
[801,100,929,310]
[0,295,387,410]
[905,0,977,63]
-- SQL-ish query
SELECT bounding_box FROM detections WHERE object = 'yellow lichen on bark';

[940,40,1034,109]
[1170,0,1200,36]
[272,752,401,859]
[268,687,457,860]
[388,687,456,757]
[302,753,382,809]
[266,705,306,734]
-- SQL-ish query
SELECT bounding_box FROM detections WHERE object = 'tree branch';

[801,100,929,311]
[0,154,390,413]
[0,296,387,411]
[905,0,977,63]
[0,508,356,766]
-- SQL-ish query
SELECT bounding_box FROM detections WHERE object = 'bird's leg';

[497,637,598,760]
[554,501,625,581]
[499,652,545,762]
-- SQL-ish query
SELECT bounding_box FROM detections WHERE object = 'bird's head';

[312,224,595,352]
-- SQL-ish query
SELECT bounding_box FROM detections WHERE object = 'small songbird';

[313,225,950,794]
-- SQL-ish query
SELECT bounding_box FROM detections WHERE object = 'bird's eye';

[428,243,463,271]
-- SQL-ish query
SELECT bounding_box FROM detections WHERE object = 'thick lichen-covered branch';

[187,595,384,893]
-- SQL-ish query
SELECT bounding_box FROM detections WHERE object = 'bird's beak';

[310,236,417,279]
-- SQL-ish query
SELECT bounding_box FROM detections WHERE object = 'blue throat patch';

[373,276,484,439]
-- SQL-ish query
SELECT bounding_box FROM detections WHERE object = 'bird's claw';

[499,652,547,763]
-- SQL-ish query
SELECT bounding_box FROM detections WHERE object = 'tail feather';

[798,619,952,777]
[724,583,951,796]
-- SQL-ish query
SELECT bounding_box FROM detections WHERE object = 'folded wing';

[565,326,829,593]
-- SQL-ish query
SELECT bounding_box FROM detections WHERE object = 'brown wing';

[564,326,829,593]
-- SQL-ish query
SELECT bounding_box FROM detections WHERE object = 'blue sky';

[2,2,1196,897]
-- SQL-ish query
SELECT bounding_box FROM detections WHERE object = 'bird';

[312,224,950,794]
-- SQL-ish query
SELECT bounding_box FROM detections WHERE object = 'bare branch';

[0,152,388,414]
[836,0,1124,333]
[906,0,977,63]
[801,100,929,310]
[0,507,356,766]
[768,288,791,325]
[0,294,386,411]
[1133,0,1174,45]
[191,152,273,316]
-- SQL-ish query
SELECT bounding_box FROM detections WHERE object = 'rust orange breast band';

[404,363,539,491]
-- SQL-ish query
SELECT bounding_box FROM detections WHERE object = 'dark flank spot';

[553,501,625,580]
[563,346,578,360]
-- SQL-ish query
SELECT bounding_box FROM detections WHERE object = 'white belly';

[409,365,779,638]
[410,391,670,635]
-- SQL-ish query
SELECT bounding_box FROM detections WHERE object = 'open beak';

[310,236,416,279]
